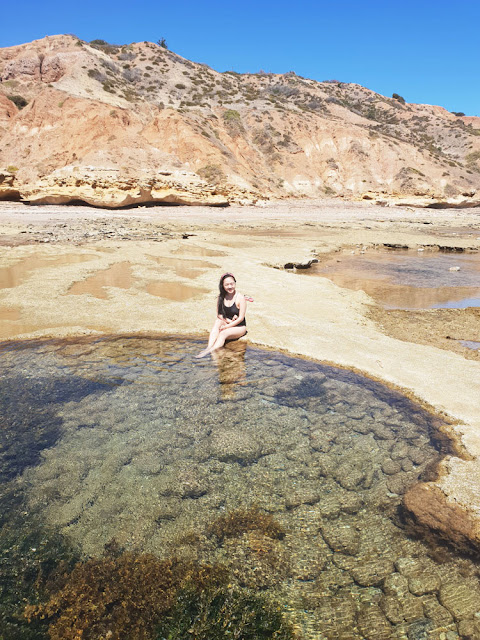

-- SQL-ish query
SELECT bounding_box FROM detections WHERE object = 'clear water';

[1,336,479,639]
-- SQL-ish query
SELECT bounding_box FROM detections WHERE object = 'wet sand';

[0,198,480,547]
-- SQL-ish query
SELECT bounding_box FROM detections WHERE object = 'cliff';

[1,35,479,207]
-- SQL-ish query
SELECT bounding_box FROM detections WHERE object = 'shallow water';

[0,253,95,289]
[67,261,133,299]
[1,336,479,639]
[459,340,480,351]
[308,249,480,309]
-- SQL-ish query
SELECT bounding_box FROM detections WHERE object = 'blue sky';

[1,0,479,115]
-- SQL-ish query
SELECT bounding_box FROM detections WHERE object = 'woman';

[196,273,247,358]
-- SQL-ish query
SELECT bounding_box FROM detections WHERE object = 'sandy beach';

[1,197,480,548]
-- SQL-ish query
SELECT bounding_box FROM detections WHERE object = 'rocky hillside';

[1,34,479,207]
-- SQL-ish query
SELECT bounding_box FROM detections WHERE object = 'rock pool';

[306,249,480,310]
[1,336,480,639]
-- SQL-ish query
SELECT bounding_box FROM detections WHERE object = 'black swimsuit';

[223,297,246,327]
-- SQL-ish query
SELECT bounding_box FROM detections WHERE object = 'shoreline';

[1,199,480,550]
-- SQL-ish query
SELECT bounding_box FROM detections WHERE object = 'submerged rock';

[208,428,268,464]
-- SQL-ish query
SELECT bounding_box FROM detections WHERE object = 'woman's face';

[223,276,236,295]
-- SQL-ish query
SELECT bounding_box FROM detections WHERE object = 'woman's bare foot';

[195,348,210,359]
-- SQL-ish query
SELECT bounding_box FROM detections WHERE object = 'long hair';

[217,273,236,316]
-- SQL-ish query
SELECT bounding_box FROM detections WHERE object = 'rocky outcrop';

[0,171,20,200]
[40,54,67,83]
[403,478,480,553]
[1,56,41,81]
[361,192,480,209]
[20,170,234,207]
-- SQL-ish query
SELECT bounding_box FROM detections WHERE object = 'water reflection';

[211,340,247,399]
[308,249,480,309]
[0,253,95,289]
[67,262,133,299]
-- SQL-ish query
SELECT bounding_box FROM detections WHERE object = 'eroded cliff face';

[0,35,479,207]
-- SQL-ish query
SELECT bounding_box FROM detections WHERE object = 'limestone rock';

[349,556,394,587]
[321,520,361,555]
[208,428,266,464]
[357,604,393,640]
[40,53,67,82]
[21,171,232,208]
[403,483,480,552]
[0,171,20,200]
[438,580,480,621]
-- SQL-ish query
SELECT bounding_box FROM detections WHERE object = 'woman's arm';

[220,295,246,330]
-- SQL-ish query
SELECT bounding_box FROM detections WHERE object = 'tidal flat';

[0,199,480,638]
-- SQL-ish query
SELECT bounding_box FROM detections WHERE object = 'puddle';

[173,245,226,257]
[308,249,480,309]
[0,335,476,639]
[459,340,480,350]
[67,259,214,300]
[0,253,95,289]
[433,296,480,309]
[0,305,45,339]
[67,262,133,299]
[150,255,217,279]
[146,281,208,301]
[0,307,20,321]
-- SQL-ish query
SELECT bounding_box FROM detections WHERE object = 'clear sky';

[1,0,478,116]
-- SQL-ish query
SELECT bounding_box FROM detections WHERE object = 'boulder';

[403,482,480,552]
[0,171,20,200]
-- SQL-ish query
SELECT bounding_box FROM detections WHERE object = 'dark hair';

[217,273,236,316]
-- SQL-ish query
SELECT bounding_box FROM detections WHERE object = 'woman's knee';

[224,328,246,341]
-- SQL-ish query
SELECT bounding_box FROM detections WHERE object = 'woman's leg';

[210,326,247,353]
[207,318,225,348]
[196,318,225,358]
